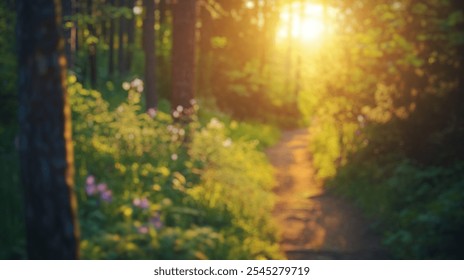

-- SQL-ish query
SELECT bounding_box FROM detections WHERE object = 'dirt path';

[266,129,388,259]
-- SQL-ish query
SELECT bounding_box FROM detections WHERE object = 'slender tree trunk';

[157,0,170,100]
[118,0,126,75]
[171,0,197,111]
[198,3,213,97]
[143,0,157,109]
[16,0,79,259]
[125,0,135,72]
[87,0,97,87]
[108,0,115,77]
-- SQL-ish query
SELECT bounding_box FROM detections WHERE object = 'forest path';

[266,129,388,259]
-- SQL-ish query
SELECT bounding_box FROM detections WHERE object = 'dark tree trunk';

[197,2,213,97]
[143,0,157,109]
[171,0,197,111]
[87,0,97,88]
[74,0,79,55]
[108,0,115,77]
[125,0,135,72]
[159,0,167,26]
[16,0,79,260]
[118,0,126,75]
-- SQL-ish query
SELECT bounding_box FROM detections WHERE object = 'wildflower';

[85,184,97,196]
[133,197,150,209]
[137,225,149,234]
[101,189,113,202]
[122,82,130,91]
[172,111,180,118]
[222,138,232,147]
[176,105,183,112]
[149,214,163,230]
[97,183,108,193]
[208,118,223,129]
[85,175,97,195]
[147,108,157,118]
[171,154,178,161]
[136,85,144,93]
[86,175,95,186]
[131,78,143,88]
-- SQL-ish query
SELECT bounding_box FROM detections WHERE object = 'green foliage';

[330,158,464,259]
[69,77,282,259]
[301,0,464,258]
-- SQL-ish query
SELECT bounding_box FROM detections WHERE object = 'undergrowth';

[69,76,282,259]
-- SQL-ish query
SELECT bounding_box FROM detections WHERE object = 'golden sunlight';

[276,2,328,42]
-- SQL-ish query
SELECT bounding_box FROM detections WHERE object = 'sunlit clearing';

[277,3,328,42]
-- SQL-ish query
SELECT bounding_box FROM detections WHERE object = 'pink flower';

[133,197,150,209]
[97,183,108,193]
[137,226,149,234]
[86,175,95,186]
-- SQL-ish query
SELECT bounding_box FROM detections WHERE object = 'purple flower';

[101,189,112,202]
[133,197,150,209]
[85,184,97,196]
[97,183,107,193]
[149,214,163,230]
[137,226,149,234]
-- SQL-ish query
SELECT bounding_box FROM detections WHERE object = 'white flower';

[131,78,143,88]
[147,108,157,118]
[122,82,130,91]
[176,105,183,112]
[171,154,178,161]
[208,118,223,129]
[222,138,232,147]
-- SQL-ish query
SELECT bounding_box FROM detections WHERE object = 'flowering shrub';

[68,76,282,259]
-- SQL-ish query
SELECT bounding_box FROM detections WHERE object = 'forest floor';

[266,129,389,259]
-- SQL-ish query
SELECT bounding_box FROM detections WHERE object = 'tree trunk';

[171,0,197,111]
[16,0,79,260]
[87,0,97,88]
[125,0,135,72]
[118,0,126,75]
[143,0,157,109]
[108,0,115,77]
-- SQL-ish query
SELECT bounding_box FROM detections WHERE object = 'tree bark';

[143,0,157,109]
[108,0,115,77]
[118,0,126,75]
[87,0,97,87]
[16,0,79,259]
[125,0,135,72]
[171,0,197,111]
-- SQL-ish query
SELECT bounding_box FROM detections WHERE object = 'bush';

[69,76,282,259]
[329,156,464,259]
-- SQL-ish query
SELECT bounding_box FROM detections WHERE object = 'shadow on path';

[266,129,388,260]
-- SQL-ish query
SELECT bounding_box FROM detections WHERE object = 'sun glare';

[276,3,328,43]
